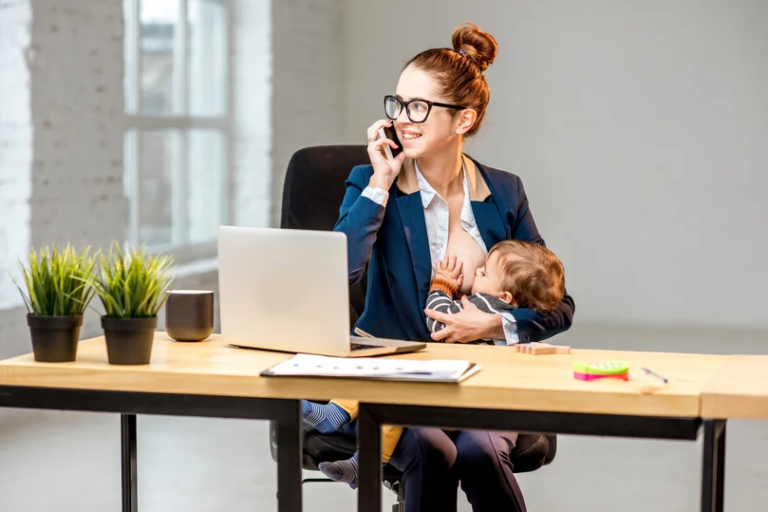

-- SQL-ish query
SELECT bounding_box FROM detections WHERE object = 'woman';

[334,23,575,512]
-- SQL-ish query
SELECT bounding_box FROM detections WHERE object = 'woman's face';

[393,65,463,160]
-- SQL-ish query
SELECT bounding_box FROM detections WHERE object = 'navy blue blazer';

[334,156,575,344]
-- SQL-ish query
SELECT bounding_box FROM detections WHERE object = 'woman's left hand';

[424,296,499,343]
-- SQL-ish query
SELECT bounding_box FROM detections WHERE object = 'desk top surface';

[701,355,768,419]
[0,333,728,418]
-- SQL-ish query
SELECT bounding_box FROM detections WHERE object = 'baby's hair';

[488,240,565,314]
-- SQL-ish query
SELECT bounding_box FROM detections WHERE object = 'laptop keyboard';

[351,342,385,351]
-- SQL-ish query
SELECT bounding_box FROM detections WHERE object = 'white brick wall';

[0,0,127,356]
[0,0,349,358]
[231,0,272,227]
[1,0,125,303]
[27,0,126,251]
[0,0,33,309]
[270,0,346,225]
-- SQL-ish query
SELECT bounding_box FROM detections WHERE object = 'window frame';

[124,0,234,265]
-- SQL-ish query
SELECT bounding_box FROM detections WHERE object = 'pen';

[641,367,668,384]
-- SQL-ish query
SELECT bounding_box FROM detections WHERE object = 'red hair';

[404,23,498,136]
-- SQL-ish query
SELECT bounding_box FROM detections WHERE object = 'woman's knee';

[392,428,457,471]
[454,430,510,475]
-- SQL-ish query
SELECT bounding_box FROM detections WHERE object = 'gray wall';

[270,0,346,225]
[343,0,768,329]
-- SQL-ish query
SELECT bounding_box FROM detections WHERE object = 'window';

[124,0,230,260]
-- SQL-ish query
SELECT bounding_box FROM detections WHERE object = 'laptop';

[217,226,427,357]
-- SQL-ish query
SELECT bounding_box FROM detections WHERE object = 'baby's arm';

[425,256,464,335]
[425,289,463,334]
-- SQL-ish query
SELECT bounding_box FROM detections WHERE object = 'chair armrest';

[510,433,551,473]
[543,434,557,465]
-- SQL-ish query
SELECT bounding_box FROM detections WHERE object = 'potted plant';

[16,245,96,362]
[86,242,174,365]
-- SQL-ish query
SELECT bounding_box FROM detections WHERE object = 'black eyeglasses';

[383,95,465,123]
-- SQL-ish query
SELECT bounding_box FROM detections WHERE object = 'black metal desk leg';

[701,419,726,512]
[358,405,382,512]
[276,401,303,512]
[121,414,138,512]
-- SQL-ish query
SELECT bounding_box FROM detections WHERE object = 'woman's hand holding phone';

[366,119,406,190]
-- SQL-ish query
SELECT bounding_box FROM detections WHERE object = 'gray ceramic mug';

[165,290,214,342]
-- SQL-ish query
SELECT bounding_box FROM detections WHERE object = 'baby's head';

[471,240,565,314]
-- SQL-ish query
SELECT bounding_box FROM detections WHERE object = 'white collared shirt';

[413,160,488,272]
[361,162,519,345]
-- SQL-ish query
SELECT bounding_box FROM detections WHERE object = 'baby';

[426,239,566,341]
[302,240,566,487]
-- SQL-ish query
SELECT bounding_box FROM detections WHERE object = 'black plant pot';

[27,314,83,362]
[102,316,158,365]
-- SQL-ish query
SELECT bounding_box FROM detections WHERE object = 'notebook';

[261,354,481,383]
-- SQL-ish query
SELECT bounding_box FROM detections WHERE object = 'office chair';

[270,145,557,511]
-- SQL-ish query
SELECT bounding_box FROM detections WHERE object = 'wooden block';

[514,343,569,355]
[529,345,557,355]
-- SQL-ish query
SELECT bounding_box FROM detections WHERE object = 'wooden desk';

[0,336,724,417]
[350,345,729,512]
[701,355,768,419]
[0,334,730,512]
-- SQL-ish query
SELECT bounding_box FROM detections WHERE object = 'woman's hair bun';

[451,22,498,72]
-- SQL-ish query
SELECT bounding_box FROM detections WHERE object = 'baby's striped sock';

[301,400,351,434]
[319,453,359,489]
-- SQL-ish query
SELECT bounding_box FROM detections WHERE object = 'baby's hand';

[434,255,463,292]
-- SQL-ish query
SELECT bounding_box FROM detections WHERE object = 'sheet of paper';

[267,354,473,381]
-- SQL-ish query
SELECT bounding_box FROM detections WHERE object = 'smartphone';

[378,126,403,160]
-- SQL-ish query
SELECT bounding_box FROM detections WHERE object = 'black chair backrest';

[280,145,371,325]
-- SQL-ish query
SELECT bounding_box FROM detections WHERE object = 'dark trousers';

[388,428,527,512]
